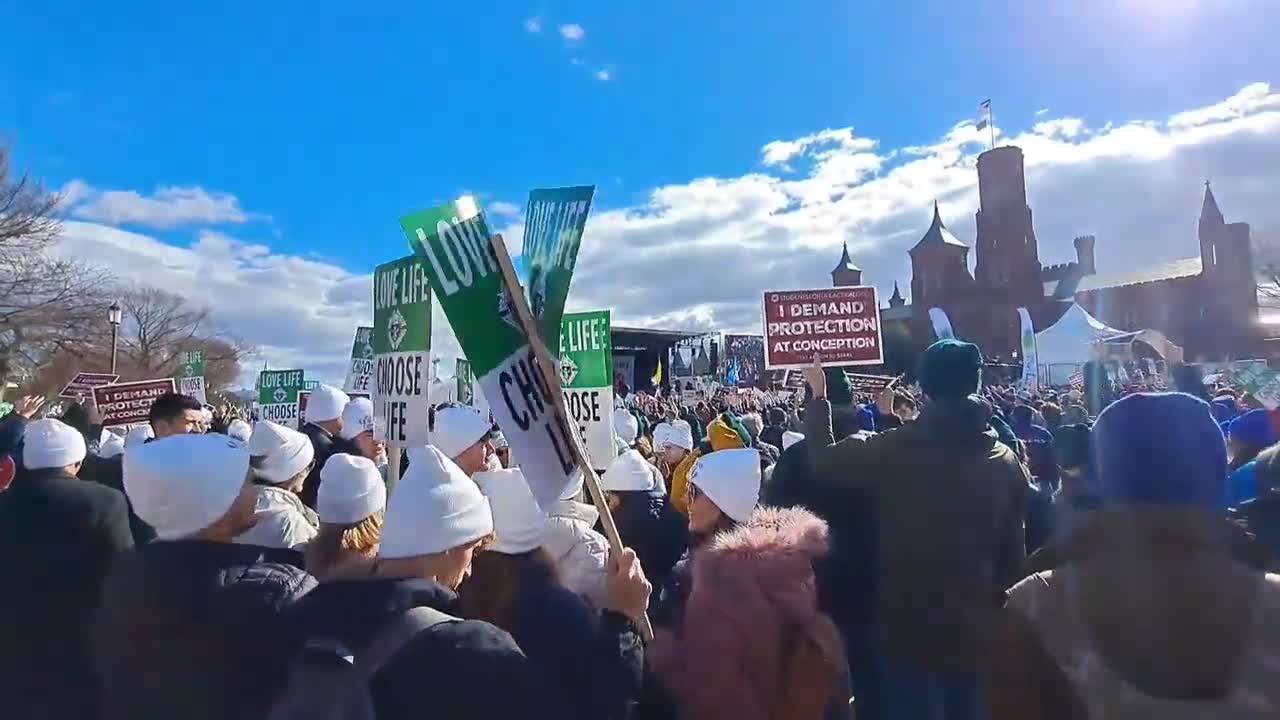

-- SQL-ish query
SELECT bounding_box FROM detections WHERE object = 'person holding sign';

[464,468,648,720]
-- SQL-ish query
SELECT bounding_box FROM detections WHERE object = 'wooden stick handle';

[489,234,655,642]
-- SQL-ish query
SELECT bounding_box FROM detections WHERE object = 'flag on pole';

[975,99,992,131]
[651,357,663,386]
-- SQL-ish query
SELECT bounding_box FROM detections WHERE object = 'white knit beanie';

[473,468,547,554]
[247,421,315,485]
[124,434,250,540]
[782,431,805,451]
[226,419,252,443]
[601,449,656,492]
[318,454,386,524]
[612,408,639,445]
[688,447,761,522]
[339,397,376,440]
[433,406,493,460]
[307,384,350,424]
[23,419,87,470]
[378,445,493,559]
[661,423,694,451]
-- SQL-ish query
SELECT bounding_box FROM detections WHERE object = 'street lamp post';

[107,301,122,374]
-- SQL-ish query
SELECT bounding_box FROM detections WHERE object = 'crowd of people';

[2,340,1280,719]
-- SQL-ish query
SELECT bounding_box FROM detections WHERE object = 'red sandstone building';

[833,145,1260,365]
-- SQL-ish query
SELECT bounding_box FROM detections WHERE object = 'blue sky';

[3,1,1279,382]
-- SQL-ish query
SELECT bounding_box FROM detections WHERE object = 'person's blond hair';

[305,511,384,579]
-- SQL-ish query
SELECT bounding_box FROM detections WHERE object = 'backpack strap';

[355,605,461,680]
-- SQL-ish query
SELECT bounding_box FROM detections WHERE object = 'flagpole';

[989,103,996,150]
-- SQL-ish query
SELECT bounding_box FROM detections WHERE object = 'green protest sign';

[521,186,594,354]
[455,358,474,405]
[344,326,376,393]
[559,310,615,469]
[176,350,206,379]
[372,255,432,445]
[402,197,579,508]
[258,369,305,427]
[176,349,208,404]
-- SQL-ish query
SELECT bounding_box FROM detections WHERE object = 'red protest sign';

[94,379,177,427]
[763,287,884,369]
[59,372,120,400]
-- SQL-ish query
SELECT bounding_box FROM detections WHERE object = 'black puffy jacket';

[93,540,316,720]
[607,490,688,590]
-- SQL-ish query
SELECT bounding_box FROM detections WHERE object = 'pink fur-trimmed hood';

[651,506,846,720]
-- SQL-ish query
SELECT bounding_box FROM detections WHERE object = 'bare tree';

[114,285,252,388]
[1253,228,1280,308]
[0,143,113,392]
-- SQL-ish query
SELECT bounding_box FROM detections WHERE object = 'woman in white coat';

[235,420,319,550]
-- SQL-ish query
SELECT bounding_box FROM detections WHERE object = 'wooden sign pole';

[490,234,654,642]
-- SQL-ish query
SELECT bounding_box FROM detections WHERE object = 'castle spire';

[1201,180,1224,227]
[889,281,905,307]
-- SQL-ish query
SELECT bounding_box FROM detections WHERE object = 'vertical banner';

[520,186,595,354]
[258,369,305,428]
[1016,307,1039,396]
[402,198,578,508]
[372,256,432,446]
[344,326,375,394]
[560,310,615,470]
[928,307,956,340]
[455,358,475,405]
[175,349,208,405]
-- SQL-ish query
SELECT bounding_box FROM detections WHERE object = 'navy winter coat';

[0,466,134,720]
[93,540,316,720]
[291,577,544,720]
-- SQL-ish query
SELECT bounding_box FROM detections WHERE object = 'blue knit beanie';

[919,339,983,399]
[1090,392,1227,511]
[1228,409,1275,449]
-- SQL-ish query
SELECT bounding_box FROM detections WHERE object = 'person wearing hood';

[652,448,762,629]
[298,383,350,509]
[648,506,852,720]
[0,418,134,720]
[289,445,542,719]
[462,467,649,720]
[434,405,497,476]
[1000,392,1280,717]
[803,340,1030,720]
[543,471,612,609]
[236,420,320,550]
[94,433,317,720]
[304,453,386,579]
[600,448,689,590]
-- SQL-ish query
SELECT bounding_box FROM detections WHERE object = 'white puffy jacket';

[234,485,319,551]
[542,498,610,609]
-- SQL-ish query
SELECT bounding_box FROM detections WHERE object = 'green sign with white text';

[372,256,432,444]
[559,310,615,469]
[258,369,305,427]
[522,186,594,354]
[402,198,578,508]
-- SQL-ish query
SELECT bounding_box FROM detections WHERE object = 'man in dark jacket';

[803,340,1029,720]
[0,418,134,720]
[94,434,317,720]
[298,384,349,508]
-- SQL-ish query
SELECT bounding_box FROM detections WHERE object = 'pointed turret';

[910,201,968,254]
[831,242,863,287]
[888,281,905,307]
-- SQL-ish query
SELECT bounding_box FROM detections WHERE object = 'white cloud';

[489,201,521,217]
[559,23,585,41]
[595,69,611,82]
[524,17,542,33]
[53,83,1280,384]
[1036,108,1050,117]
[65,183,261,229]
